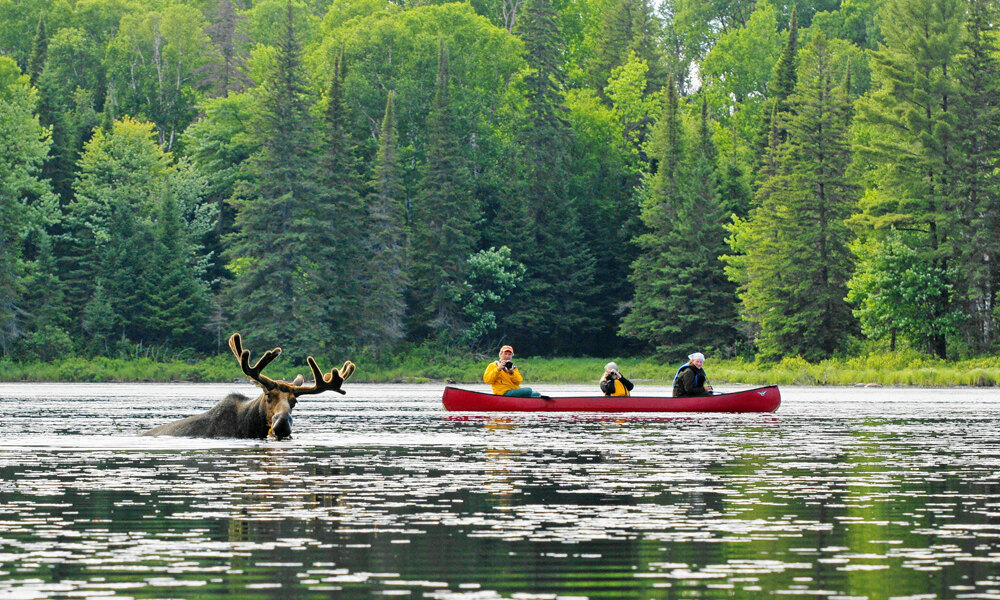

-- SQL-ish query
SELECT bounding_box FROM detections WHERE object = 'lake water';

[1,382,999,599]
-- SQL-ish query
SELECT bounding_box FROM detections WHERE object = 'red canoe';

[441,385,781,413]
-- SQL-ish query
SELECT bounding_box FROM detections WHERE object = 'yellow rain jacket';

[483,362,523,395]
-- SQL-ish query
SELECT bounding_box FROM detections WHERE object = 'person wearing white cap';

[672,352,713,397]
[600,362,634,397]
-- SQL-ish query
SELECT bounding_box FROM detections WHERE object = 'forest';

[1,0,998,366]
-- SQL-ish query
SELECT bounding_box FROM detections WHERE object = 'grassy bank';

[2,350,999,387]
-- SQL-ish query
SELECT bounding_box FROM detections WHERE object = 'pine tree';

[27,17,47,86]
[145,193,212,349]
[204,0,251,96]
[770,6,799,121]
[408,41,477,344]
[63,117,168,345]
[756,6,799,178]
[622,88,737,357]
[360,91,409,357]
[726,32,859,360]
[592,0,668,93]
[315,50,367,351]
[18,232,74,361]
[505,0,598,354]
[955,0,1000,352]
[223,2,327,355]
[852,0,964,358]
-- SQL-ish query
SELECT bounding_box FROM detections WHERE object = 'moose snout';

[270,413,293,440]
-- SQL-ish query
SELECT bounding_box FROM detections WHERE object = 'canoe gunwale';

[442,384,781,413]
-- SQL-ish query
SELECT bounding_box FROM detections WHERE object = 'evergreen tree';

[408,41,477,344]
[592,0,668,94]
[852,0,964,358]
[770,6,799,121]
[315,50,367,351]
[223,2,328,356]
[17,233,74,361]
[81,280,117,356]
[203,0,251,97]
[27,17,46,86]
[63,118,168,341]
[360,91,409,357]
[622,87,736,357]
[726,33,859,361]
[145,193,213,348]
[0,58,57,356]
[505,0,597,355]
[756,6,798,178]
[954,0,1000,353]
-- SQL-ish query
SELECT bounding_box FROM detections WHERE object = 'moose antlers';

[228,333,355,395]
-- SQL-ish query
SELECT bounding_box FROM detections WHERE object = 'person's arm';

[600,379,615,395]
[483,362,501,384]
[511,366,523,385]
[619,375,634,392]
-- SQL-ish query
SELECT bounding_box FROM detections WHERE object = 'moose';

[143,333,355,439]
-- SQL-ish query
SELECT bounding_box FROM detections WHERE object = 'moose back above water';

[143,333,355,439]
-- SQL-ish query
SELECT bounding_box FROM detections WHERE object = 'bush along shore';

[1,350,999,387]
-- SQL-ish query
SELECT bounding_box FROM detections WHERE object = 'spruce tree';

[852,0,964,358]
[145,193,213,349]
[408,41,477,344]
[63,117,168,346]
[505,0,598,355]
[593,0,668,93]
[756,6,799,178]
[726,33,858,361]
[360,91,409,357]
[622,87,737,357]
[27,17,46,86]
[955,0,1000,353]
[316,51,367,351]
[223,2,327,355]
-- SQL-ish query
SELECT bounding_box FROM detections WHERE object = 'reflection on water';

[2,383,1000,599]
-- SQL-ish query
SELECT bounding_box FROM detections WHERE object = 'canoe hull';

[441,385,781,413]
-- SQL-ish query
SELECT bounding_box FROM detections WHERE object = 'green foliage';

[847,234,962,353]
[408,42,478,344]
[105,4,215,151]
[623,86,737,357]
[453,246,526,347]
[726,32,859,362]
[223,4,332,358]
[851,0,966,358]
[0,0,996,367]
[0,57,57,355]
[359,91,409,356]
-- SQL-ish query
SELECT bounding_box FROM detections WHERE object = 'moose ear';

[292,374,304,386]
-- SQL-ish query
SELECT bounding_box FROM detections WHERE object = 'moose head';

[143,333,355,439]
[228,332,356,439]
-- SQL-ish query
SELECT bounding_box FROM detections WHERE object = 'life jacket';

[673,363,705,388]
[608,378,630,397]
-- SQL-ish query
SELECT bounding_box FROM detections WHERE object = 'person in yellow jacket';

[483,345,545,397]
[599,362,634,397]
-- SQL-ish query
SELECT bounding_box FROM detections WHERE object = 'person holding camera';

[483,345,544,397]
[600,362,634,397]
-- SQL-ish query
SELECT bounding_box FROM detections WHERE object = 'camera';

[504,361,514,370]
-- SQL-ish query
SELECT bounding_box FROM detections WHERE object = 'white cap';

[688,352,705,361]
[605,362,618,373]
